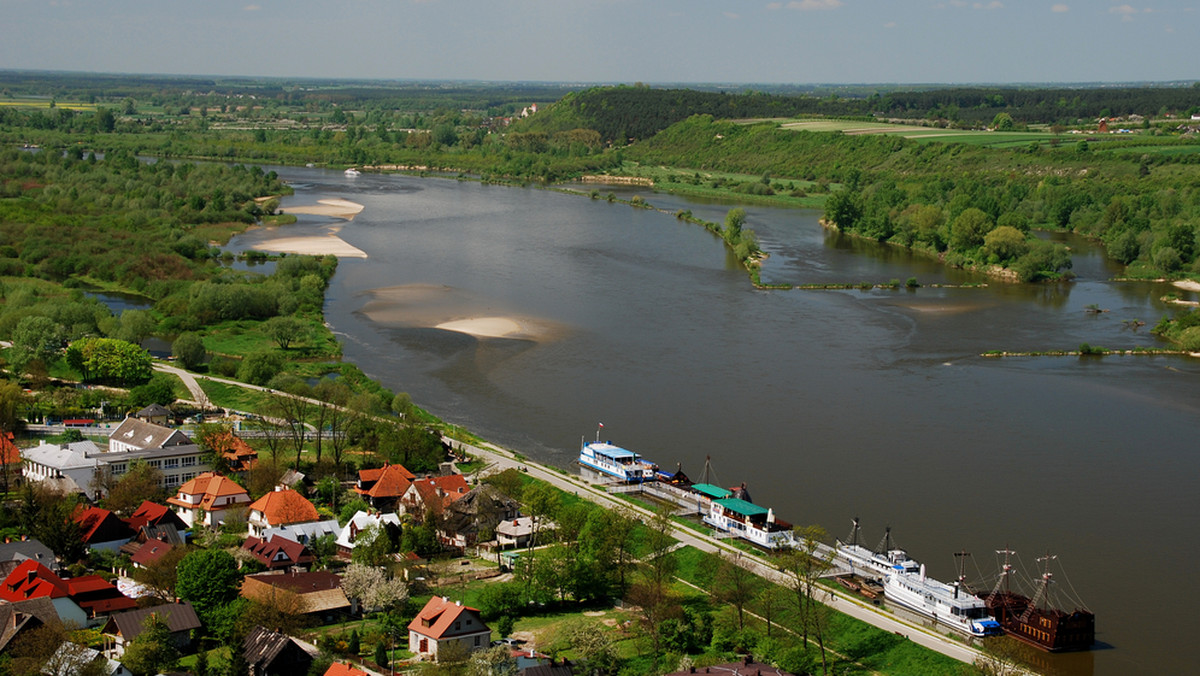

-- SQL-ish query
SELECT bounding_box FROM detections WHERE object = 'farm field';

[766,117,1055,147]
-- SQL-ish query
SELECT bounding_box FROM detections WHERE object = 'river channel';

[230,167,1200,675]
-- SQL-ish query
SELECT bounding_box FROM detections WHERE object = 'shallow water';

[236,168,1200,675]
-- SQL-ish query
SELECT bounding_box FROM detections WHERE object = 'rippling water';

[232,168,1200,675]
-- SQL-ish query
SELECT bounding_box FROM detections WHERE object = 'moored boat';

[344,167,361,176]
[578,438,658,482]
[835,519,920,579]
[982,549,1095,652]
[884,562,1001,637]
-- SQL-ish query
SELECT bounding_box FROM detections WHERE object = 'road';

[444,437,989,667]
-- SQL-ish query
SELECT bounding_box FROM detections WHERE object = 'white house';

[334,511,401,559]
[407,596,491,661]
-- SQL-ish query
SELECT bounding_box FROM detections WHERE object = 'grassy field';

[771,118,1056,147]
[0,98,97,111]
[197,377,273,413]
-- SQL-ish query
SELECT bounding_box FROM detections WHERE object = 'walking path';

[444,437,988,667]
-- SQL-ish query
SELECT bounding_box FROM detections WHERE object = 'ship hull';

[984,592,1095,652]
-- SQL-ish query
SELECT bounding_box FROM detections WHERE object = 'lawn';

[197,377,273,413]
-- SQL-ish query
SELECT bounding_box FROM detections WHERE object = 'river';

[230,168,1200,675]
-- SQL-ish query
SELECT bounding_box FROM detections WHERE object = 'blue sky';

[1,1,1195,84]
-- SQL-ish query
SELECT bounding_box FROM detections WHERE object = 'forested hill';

[514,84,1200,143]
[515,86,849,143]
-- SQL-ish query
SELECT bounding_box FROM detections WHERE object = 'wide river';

[232,167,1200,675]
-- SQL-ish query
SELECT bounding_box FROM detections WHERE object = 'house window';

[164,458,179,469]
[475,635,481,646]
[454,621,460,631]
[109,463,127,475]
[181,456,196,467]
[148,460,162,469]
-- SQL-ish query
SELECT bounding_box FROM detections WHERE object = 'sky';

[1,0,1196,85]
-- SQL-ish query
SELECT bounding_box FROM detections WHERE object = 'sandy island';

[1172,280,1200,292]
[252,198,367,258]
[434,317,528,339]
[281,198,365,220]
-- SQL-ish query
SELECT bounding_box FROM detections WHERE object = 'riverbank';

[250,198,368,258]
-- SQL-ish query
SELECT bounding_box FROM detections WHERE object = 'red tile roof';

[210,431,258,470]
[407,596,489,640]
[73,506,135,545]
[0,560,136,615]
[167,472,250,512]
[0,560,69,601]
[241,535,312,570]
[130,540,175,567]
[356,464,416,499]
[249,489,320,527]
[125,501,184,531]
[407,475,470,513]
[0,432,18,466]
[324,663,370,676]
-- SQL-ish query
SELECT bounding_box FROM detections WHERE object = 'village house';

[124,500,188,541]
[207,429,259,474]
[0,596,59,654]
[243,625,320,676]
[241,571,351,621]
[262,518,340,547]
[241,534,312,571]
[101,601,201,657]
[354,463,416,511]
[437,484,521,550]
[167,472,252,528]
[0,537,58,576]
[0,559,135,627]
[131,403,172,427]
[45,641,131,676]
[107,416,191,454]
[247,487,322,538]
[21,439,103,498]
[334,510,401,560]
[407,596,491,661]
[324,663,371,676]
[73,506,136,553]
[400,474,470,521]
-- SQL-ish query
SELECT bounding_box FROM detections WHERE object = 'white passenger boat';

[578,440,657,482]
[884,563,1001,637]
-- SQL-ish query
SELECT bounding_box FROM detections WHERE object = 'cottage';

[74,506,136,553]
[407,596,491,661]
[44,641,130,676]
[334,510,401,560]
[0,559,135,627]
[400,474,470,521]
[132,404,173,426]
[167,472,251,528]
[101,601,201,657]
[354,464,415,511]
[124,500,188,540]
[0,537,59,576]
[21,440,102,498]
[207,429,259,473]
[262,519,340,547]
[243,625,320,676]
[437,484,521,549]
[247,488,321,538]
[241,534,312,571]
[241,572,351,620]
[0,597,58,653]
[324,663,371,676]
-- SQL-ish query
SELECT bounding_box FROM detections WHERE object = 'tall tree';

[121,615,180,676]
[780,525,836,675]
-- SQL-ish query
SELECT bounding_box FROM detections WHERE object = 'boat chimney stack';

[919,563,926,581]
[767,508,775,524]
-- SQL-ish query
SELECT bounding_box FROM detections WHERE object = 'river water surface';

[232,168,1200,675]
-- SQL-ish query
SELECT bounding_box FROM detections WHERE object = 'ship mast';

[986,547,1017,606]
[874,525,894,556]
[1020,552,1057,623]
[953,549,972,597]
[844,517,861,548]
[698,455,721,487]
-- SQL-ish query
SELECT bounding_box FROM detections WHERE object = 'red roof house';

[0,559,135,625]
[247,488,321,537]
[354,464,416,510]
[73,506,135,553]
[129,539,175,569]
[167,472,251,529]
[241,534,313,571]
[207,430,259,473]
[407,596,491,661]
[400,474,470,521]
[125,500,187,534]
[324,663,370,676]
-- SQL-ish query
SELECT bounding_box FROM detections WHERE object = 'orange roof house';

[247,488,321,537]
[407,596,491,661]
[354,464,416,510]
[324,663,370,676]
[167,472,252,529]
[400,475,470,521]
[207,430,258,473]
[0,432,19,467]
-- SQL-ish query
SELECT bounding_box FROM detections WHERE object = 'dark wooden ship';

[982,549,1095,652]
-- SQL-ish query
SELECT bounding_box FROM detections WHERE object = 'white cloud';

[243,4,261,10]
[973,1,1003,9]
[766,2,783,8]
[884,20,897,28]
[724,11,740,19]
[1051,4,1069,12]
